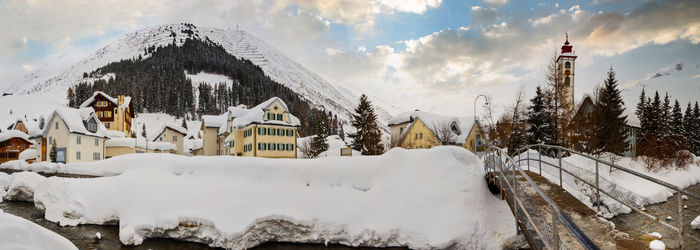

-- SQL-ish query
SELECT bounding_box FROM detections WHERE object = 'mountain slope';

[4,23,390,131]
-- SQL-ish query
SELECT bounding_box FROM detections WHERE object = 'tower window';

[565,61,571,69]
[564,77,571,86]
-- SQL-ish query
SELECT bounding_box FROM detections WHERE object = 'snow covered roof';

[106,137,176,151]
[41,108,109,138]
[4,116,45,138]
[79,91,132,109]
[391,110,481,145]
[201,114,228,128]
[0,130,32,144]
[230,97,301,129]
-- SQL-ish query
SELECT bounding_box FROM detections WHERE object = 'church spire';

[561,32,573,54]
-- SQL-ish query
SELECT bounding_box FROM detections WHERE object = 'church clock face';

[565,69,571,76]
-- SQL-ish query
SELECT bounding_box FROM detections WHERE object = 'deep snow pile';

[3,147,515,249]
[517,150,700,217]
[0,209,77,250]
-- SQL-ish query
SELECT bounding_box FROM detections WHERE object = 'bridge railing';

[483,146,599,250]
[511,144,700,249]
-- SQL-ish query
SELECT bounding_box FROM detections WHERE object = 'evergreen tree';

[309,111,329,158]
[591,67,628,155]
[526,86,556,145]
[349,94,384,155]
[660,93,672,138]
[339,123,345,141]
[635,89,649,155]
[670,100,684,146]
[693,102,700,155]
[49,140,57,163]
[683,102,694,152]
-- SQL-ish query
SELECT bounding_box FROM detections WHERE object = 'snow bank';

[7,146,515,249]
[692,216,700,230]
[0,172,11,201]
[517,150,700,217]
[0,209,77,250]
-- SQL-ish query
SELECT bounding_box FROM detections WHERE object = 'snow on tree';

[181,117,188,130]
[309,111,329,158]
[591,67,627,155]
[349,94,384,155]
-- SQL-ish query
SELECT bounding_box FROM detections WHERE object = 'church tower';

[556,33,577,109]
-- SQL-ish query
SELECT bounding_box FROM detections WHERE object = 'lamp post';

[474,95,489,154]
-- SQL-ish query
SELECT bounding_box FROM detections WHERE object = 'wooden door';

[42,138,47,161]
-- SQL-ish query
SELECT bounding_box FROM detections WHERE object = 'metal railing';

[483,146,599,250]
[511,144,700,249]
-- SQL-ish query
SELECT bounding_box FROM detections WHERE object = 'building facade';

[32,108,108,163]
[0,131,33,163]
[79,91,134,137]
[200,97,300,158]
[152,125,187,155]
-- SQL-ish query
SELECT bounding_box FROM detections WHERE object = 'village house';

[388,110,487,153]
[31,107,109,163]
[79,91,134,137]
[0,130,33,163]
[151,124,187,155]
[200,97,300,158]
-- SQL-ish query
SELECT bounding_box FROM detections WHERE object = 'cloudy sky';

[1,0,699,119]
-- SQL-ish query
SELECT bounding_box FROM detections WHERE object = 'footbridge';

[483,145,700,249]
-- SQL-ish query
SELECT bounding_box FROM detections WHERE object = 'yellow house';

[388,110,487,152]
[198,97,298,158]
[79,91,134,137]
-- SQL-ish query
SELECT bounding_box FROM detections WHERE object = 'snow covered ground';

[0,208,77,250]
[2,146,515,249]
[516,150,700,217]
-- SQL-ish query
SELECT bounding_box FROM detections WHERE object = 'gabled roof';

[392,110,476,146]
[40,107,109,138]
[79,91,132,109]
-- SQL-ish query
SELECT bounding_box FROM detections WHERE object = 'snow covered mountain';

[4,23,391,131]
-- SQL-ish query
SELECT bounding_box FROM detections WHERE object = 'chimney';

[118,95,124,106]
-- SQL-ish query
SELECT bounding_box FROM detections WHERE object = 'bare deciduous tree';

[298,140,314,158]
[432,121,456,145]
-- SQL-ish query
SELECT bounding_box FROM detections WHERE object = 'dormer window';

[450,122,461,135]
[86,117,98,133]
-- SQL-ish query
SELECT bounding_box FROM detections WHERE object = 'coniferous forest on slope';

[67,37,335,136]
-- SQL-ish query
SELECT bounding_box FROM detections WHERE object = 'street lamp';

[474,94,489,154]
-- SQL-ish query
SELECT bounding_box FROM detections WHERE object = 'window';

[277,114,282,120]
[268,143,272,150]
[55,121,59,129]
[77,136,81,144]
[93,152,100,160]
[160,137,163,141]
[420,133,423,139]
[278,143,282,151]
[415,134,418,139]
[272,129,276,136]
[106,111,112,118]
[49,137,53,145]
[104,123,110,128]
[95,138,99,146]
[173,136,177,141]
[76,151,81,160]
[266,113,271,120]
[277,128,281,135]
[565,61,571,69]
[258,128,262,135]
[564,77,570,86]
[258,143,262,150]
[263,143,267,150]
